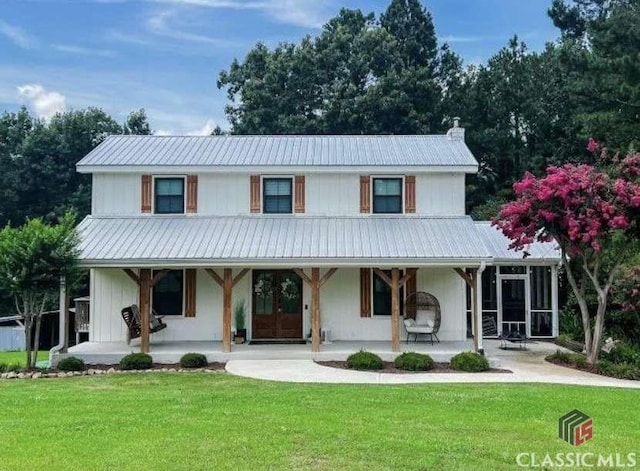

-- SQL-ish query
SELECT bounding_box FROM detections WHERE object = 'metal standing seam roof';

[474,222,560,262]
[77,215,493,267]
[76,135,479,170]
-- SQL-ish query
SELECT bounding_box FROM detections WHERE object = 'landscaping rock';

[32,372,42,379]
[106,368,116,374]
[57,372,66,378]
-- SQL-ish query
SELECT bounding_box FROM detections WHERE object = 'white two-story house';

[68,123,560,362]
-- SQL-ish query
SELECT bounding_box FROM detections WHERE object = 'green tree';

[0,213,79,368]
[124,108,152,135]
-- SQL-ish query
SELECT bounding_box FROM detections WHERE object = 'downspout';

[48,276,66,368]
[476,262,486,355]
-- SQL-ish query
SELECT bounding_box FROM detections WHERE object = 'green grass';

[0,350,48,366]
[0,374,638,470]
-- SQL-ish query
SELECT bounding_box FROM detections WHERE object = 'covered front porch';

[65,339,474,364]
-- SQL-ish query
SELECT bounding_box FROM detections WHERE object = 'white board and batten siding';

[90,267,467,343]
[91,172,466,216]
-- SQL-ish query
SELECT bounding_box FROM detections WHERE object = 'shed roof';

[77,215,492,267]
[474,222,560,262]
[76,135,478,172]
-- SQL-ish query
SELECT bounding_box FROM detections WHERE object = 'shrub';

[394,352,434,371]
[119,353,153,370]
[347,350,383,371]
[58,356,85,372]
[546,349,572,364]
[569,353,588,368]
[600,342,640,366]
[598,360,640,380]
[450,352,490,372]
[180,353,208,369]
[5,363,21,373]
[0,363,6,373]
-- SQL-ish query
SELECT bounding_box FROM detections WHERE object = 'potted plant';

[234,299,247,344]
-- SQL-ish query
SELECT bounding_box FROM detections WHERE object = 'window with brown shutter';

[294,175,305,213]
[250,175,261,213]
[184,269,197,318]
[360,176,371,213]
[141,175,152,213]
[405,175,416,213]
[186,175,198,213]
[360,268,372,317]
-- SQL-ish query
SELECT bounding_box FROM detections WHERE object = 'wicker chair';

[121,304,167,345]
[403,292,441,344]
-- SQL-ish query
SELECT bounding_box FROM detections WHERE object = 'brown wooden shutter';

[405,175,416,213]
[294,175,305,213]
[405,268,417,303]
[360,268,372,318]
[186,175,198,213]
[141,175,152,213]
[184,269,197,318]
[360,176,371,213]
[250,175,261,213]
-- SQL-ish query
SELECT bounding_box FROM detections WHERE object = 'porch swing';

[403,292,442,344]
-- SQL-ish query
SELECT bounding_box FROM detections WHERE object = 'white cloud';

[52,44,117,58]
[16,84,66,120]
[188,119,218,136]
[0,19,37,49]
[148,0,333,28]
[146,9,245,46]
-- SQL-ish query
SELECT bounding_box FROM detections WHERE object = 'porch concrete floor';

[65,339,473,364]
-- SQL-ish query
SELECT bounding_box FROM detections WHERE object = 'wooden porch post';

[391,268,400,352]
[470,268,479,352]
[139,268,151,354]
[311,268,321,353]
[223,268,232,353]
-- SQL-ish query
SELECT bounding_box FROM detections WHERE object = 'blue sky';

[0,0,559,134]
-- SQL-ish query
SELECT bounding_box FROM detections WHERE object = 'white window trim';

[152,175,187,215]
[151,268,187,319]
[371,175,405,215]
[260,175,295,215]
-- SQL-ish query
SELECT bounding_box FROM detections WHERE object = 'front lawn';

[0,374,637,470]
[0,350,48,367]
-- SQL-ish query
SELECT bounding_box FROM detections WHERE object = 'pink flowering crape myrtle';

[493,141,640,364]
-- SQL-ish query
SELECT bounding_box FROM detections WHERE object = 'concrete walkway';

[226,341,640,388]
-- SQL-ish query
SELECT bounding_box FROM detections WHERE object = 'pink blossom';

[587,138,599,153]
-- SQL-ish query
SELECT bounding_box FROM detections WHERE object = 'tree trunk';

[32,314,43,368]
[562,252,596,362]
[24,318,33,370]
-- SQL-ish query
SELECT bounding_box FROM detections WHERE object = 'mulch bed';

[545,358,601,375]
[316,361,511,374]
[83,362,227,372]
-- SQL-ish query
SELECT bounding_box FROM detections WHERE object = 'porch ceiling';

[77,215,493,268]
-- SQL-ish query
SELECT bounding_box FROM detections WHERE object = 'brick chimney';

[446,116,465,142]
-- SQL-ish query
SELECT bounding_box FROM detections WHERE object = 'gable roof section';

[77,215,492,267]
[475,222,560,262]
[76,135,479,172]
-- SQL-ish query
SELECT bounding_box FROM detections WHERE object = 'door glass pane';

[280,272,302,314]
[530,266,552,310]
[254,272,274,315]
[501,279,526,334]
[531,311,553,336]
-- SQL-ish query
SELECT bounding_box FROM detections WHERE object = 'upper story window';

[154,177,185,214]
[373,178,403,214]
[263,178,293,214]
